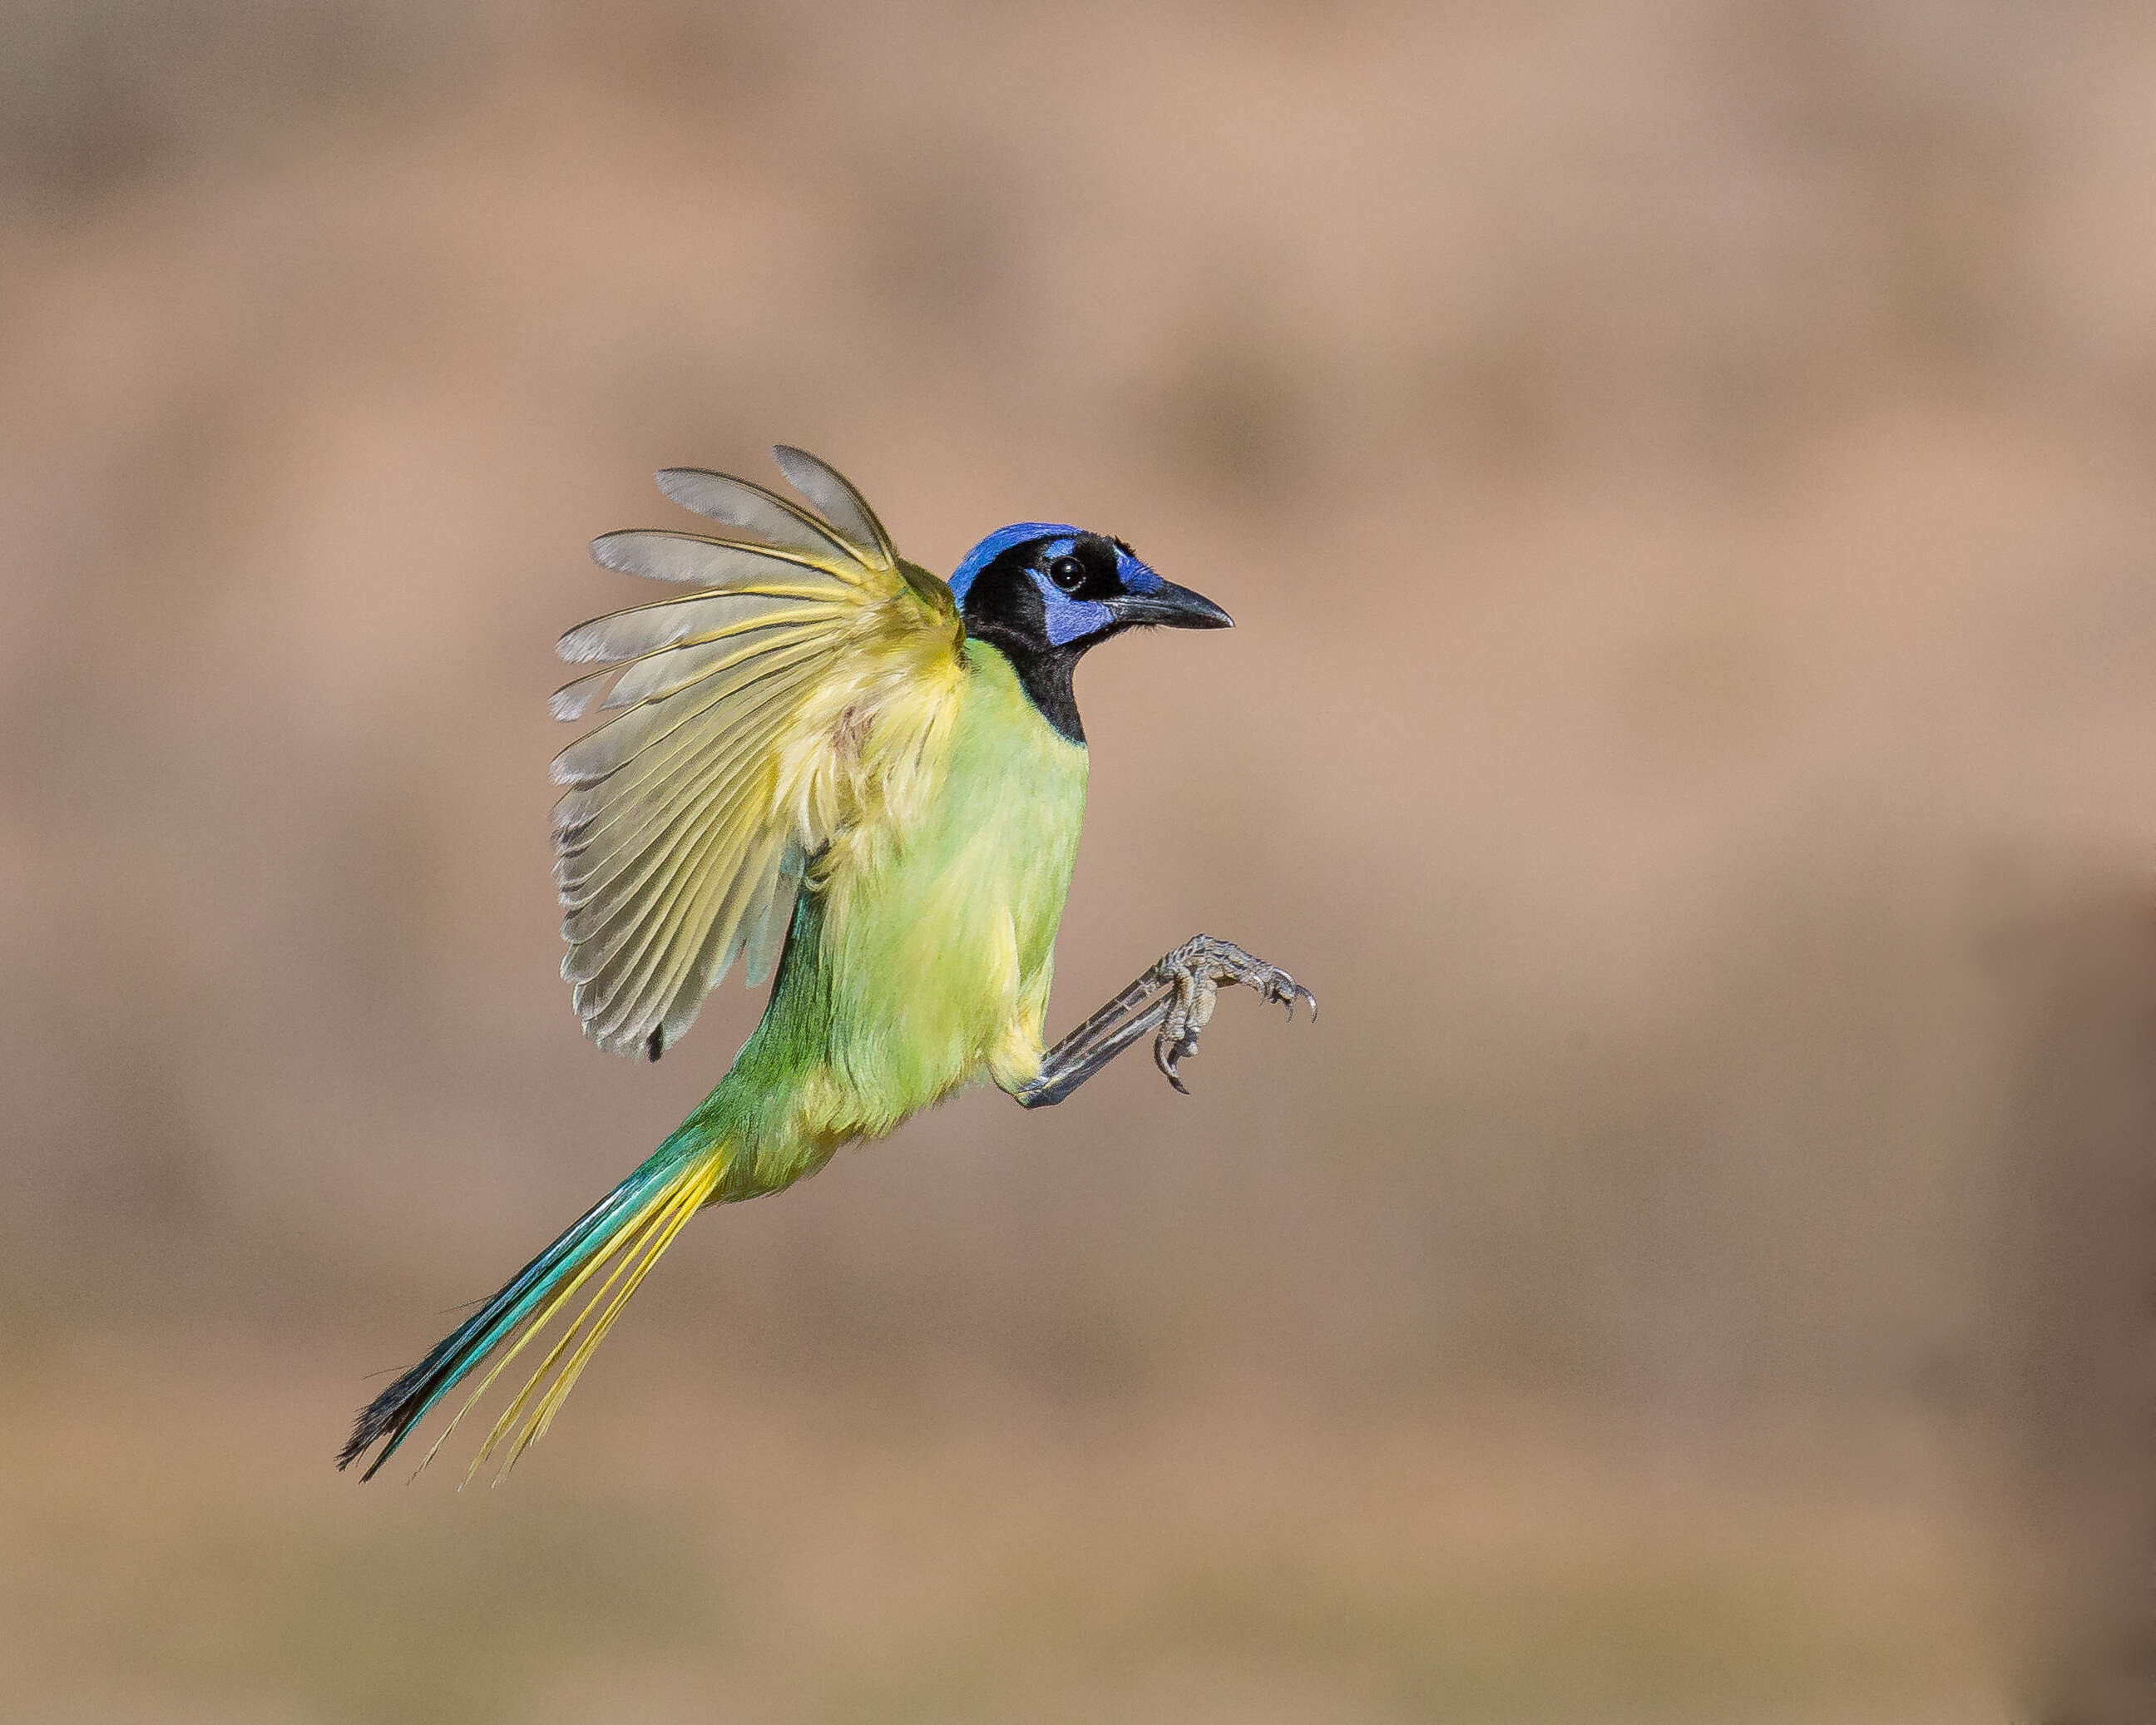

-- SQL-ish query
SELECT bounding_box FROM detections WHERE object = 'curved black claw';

[1155,1028,1198,1095]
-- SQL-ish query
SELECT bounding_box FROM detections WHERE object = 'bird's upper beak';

[1110,578,1234,630]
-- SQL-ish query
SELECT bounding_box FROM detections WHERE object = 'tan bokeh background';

[5,2,2155,1719]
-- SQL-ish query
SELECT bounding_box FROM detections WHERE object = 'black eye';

[1047,555,1085,592]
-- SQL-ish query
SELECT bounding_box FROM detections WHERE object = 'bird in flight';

[339,447,1313,1481]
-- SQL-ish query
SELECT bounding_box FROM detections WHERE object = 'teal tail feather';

[338,1129,725,1482]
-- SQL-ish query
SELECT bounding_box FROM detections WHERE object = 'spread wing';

[550,447,964,1059]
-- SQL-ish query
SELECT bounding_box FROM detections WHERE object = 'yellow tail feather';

[408,1154,725,1485]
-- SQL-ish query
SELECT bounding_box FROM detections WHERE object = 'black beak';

[1111,579,1234,630]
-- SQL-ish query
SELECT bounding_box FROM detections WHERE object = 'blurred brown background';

[4,2,2155,1719]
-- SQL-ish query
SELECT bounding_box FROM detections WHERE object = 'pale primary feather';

[654,467,868,569]
[770,445,898,570]
[586,527,867,594]
[552,670,828,882]
[550,634,833,788]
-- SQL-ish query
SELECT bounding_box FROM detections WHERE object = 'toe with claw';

[1146,935,1316,1095]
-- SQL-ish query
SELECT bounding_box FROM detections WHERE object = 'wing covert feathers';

[551,447,962,1057]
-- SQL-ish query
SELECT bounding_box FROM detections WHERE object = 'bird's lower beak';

[1114,579,1234,630]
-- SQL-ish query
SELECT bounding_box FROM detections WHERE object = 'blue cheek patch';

[1042,591,1113,645]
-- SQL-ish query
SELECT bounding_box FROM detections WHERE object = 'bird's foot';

[1148,935,1316,1094]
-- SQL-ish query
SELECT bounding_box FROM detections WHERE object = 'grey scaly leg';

[1016,935,1315,1109]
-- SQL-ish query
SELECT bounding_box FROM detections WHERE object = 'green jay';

[340,447,1312,1481]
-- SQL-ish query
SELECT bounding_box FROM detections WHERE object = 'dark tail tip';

[338,1361,436,1480]
[335,1159,684,1482]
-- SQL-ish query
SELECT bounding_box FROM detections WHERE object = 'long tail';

[338,1129,728,1483]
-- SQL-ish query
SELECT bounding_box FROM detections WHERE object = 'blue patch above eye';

[1116,550,1165,594]
[1041,591,1113,645]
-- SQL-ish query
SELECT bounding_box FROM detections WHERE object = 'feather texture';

[654,467,866,567]
[587,528,866,594]
[772,445,898,570]
[551,447,962,1056]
